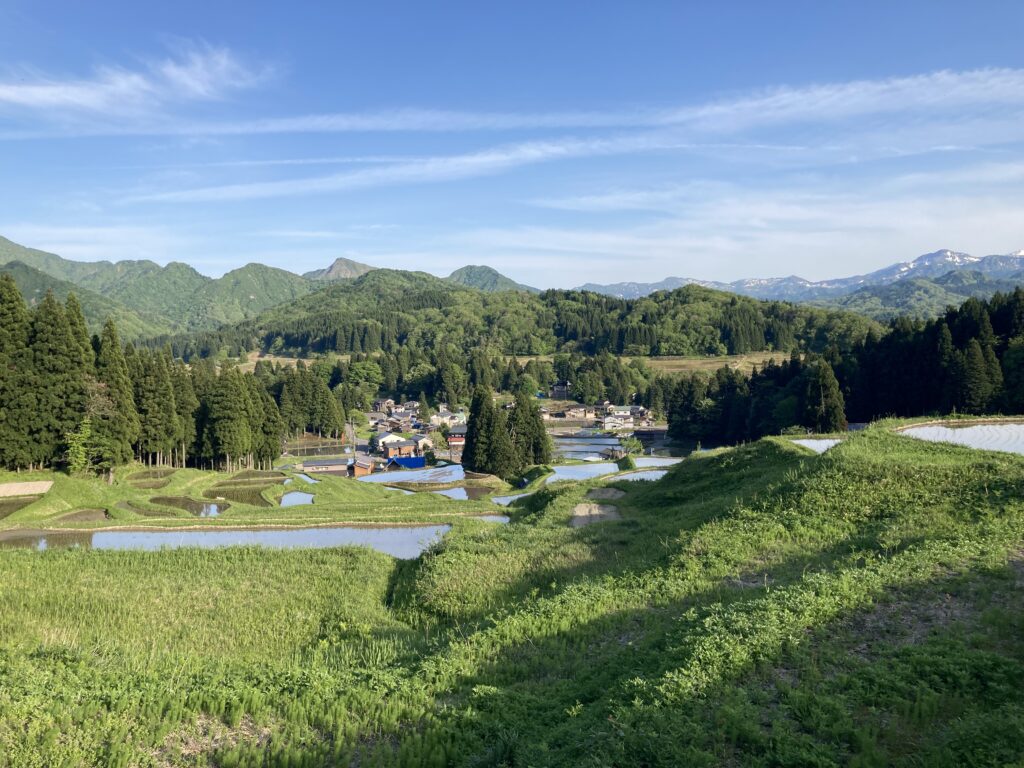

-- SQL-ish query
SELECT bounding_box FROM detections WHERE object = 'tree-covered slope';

[157,268,881,361]
[0,236,318,334]
[0,261,170,340]
[446,264,539,293]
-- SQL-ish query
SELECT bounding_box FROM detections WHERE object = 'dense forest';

[668,289,1024,444]
[150,269,879,361]
[0,275,289,473]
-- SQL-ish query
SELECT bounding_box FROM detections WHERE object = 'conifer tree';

[462,388,492,473]
[0,275,33,469]
[802,359,847,433]
[65,293,94,373]
[960,338,993,414]
[28,291,87,467]
[94,319,141,472]
[135,349,178,464]
[207,368,252,470]
[169,359,199,467]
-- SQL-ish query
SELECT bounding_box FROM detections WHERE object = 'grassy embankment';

[0,424,1022,765]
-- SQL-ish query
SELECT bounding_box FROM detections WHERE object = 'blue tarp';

[389,456,426,469]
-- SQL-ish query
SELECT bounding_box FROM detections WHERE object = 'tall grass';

[0,425,1022,765]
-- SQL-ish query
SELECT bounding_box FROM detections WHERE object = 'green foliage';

[1,427,1022,765]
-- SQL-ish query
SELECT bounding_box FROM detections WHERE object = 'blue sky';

[1,1,1023,287]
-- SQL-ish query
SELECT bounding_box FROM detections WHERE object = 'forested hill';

[153,267,881,361]
[445,265,539,293]
[0,236,314,335]
[0,261,170,340]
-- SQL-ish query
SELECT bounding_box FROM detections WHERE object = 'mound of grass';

[0,425,1022,765]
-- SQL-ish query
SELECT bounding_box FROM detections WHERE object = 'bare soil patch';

[586,488,626,500]
[571,503,621,527]
[0,481,53,498]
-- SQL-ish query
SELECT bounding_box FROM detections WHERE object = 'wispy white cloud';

[124,133,681,203]
[0,42,264,118]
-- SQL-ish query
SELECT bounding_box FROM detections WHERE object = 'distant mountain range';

[577,249,1024,302]
[0,236,538,339]
[5,232,1024,338]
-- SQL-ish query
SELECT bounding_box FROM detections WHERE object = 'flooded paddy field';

[900,422,1024,455]
[0,524,454,559]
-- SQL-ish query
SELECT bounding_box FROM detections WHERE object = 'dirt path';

[571,503,620,527]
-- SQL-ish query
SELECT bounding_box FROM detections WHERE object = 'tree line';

[667,288,1024,444]
[0,276,287,475]
[149,271,879,362]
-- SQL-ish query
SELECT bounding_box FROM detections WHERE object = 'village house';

[383,440,418,459]
[564,406,597,421]
[410,434,434,452]
[370,431,406,452]
[372,398,396,414]
[300,457,350,475]
[431,410,467,428]
[350,458,375,478]
[550,380,572,400]
[446,424,468,450]
[602,414,635,431]
[386,415,414,433]
[401,401,420,412]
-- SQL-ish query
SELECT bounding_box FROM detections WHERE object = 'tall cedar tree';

[28,291,87,467]
[960,339,993,414]
[463,388,517,479]
[508,391,552,469]
[64,293,94,374]
[135,349,178,464]
[169,358,199,467]
[0,275,33,468]
[803,360,847,433]
[208,368,252,470]
[94,319,141,469]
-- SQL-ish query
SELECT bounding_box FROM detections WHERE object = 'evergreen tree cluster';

[667,288,1024,444]
[837,294,1018,420]
[667,354,847,444]
[463,389,551,481]
[0,277,286,474]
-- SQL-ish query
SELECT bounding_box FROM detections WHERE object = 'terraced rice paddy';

[432,486,491,501]
[0,524,453,557]
[279,491,314,507]
[615,469,669,481]
[545,462,619,484]
[358,464,466,484]
[151,497,227,517]
[901,422,1024,455]
[792,438,843,454]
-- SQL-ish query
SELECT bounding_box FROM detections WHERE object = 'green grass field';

[0,425,1022,766]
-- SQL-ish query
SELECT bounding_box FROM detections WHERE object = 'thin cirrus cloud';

[0,43,264,117]
[113,66,1024,205]
[1,61,1022,138]
[124,133,678,203]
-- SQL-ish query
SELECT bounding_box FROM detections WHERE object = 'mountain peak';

[445,265,539,293]
[303,257,376,282]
